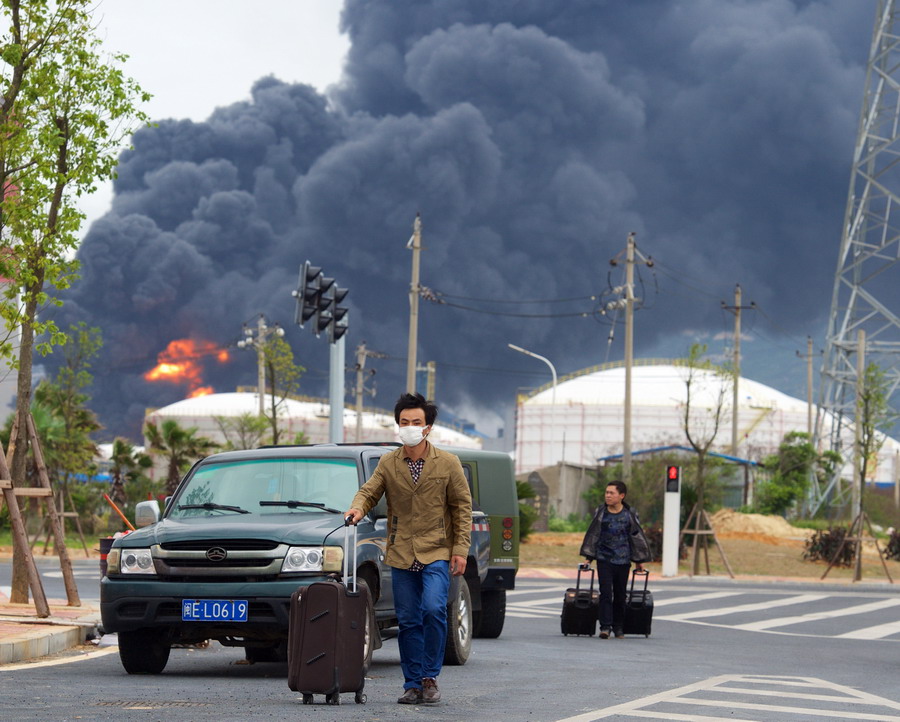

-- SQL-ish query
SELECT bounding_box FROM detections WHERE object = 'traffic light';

[292,261,322,328]
[329,286,349,343]
[314,276,335,337]
[666,465,681,493]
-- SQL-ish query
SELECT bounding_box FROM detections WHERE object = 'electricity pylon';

[816,0,900,512]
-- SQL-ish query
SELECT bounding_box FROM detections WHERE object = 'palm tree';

[108,437,153,507]
[144,420,217,494]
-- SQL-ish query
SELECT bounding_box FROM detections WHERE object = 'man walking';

[345,392,472,704]
[580,481,651,639]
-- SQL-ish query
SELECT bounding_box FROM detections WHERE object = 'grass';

[521,531,900,582]
[0,529,118,558]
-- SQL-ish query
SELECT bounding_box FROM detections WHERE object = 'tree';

[213,413,270,451]
[1,0,148,602]
[679,343,733,576]
[757,432,819,516]
[262,336,304,445]
[144,420,217,495]
[108,437,152,509]
[855,362,891,515]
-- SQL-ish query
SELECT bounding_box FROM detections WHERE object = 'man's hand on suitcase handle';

[344,509,363,526]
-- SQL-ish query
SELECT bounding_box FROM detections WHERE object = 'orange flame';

[144,339,230,396]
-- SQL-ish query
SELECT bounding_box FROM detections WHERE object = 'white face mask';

[398,425,427,447]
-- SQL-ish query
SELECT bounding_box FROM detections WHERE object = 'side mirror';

[135,500,160,527]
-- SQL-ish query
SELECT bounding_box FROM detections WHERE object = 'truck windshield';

[168,458,358,519]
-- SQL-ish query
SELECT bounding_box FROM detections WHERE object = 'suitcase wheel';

[327,692,341,706]
[302,694,313,705]
[355,692,366,704]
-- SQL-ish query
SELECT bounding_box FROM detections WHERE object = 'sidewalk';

[0,593,100,665]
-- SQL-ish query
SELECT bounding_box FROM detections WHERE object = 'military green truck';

[100,443,518,674]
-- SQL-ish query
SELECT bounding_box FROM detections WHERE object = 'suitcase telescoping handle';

[629,568,649,597]
[576,562,595,592]
[343,516,358,592]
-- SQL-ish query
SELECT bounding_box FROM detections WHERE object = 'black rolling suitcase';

[622,568,653,637]
[561,563,599,636]
[287,521,368,705]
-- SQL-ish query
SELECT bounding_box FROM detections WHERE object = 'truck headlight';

[117,548,155,575]
[282,546,325,573]
[281,545,343,573]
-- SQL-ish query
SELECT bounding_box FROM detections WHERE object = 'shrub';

[803,526,854,566]
[547,510,590,533]
[885,529,900,562]
[643,526,687,562]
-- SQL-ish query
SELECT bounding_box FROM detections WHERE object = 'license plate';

[181,599,248,622]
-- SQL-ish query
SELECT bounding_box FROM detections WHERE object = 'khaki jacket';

[351,443,472,569]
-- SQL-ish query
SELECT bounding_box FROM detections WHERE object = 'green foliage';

[262,336,305,444]
[108,437,152,509]
[856,363,892,493]
[0,0,149,372]
[755,432,818,516]
[803,526,854,567]
[214,413,270,450]
[516,479,537,540]
[144,419,217,494]
[547,509,589,533]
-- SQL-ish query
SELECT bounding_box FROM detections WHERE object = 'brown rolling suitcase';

[287,521,368,705]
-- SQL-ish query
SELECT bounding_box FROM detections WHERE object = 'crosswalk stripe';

[622,713,756,722]
[655,591,741,607]
[508,596,562,608]
[733,597,900,631]
[667,696,900,720]
[835,618,900,640]
[658,593,827,621]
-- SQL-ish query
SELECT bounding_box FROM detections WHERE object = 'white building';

[144,392,482,451]
[514,359,900,483]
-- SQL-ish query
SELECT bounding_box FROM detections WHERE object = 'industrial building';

[513,359,900,483]
[144,391,482,451]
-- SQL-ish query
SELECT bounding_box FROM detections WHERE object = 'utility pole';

[406,213,422,393]
[609,233,653,482]
[722,285,754,456]
[797,336,816,437]
[354,342,386,442]
[237,315,285,416]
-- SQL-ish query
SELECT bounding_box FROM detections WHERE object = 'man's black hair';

[394,392,438,426]
[607,480,627,496]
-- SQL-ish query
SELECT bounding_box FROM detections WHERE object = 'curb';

[0,622,89,665]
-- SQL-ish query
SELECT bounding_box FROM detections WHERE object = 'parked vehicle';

[100,443,518,674]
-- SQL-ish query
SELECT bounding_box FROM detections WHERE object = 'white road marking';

[654,591,741,607]
[553,674,900,722]
[733,597,900,631]
[836,618,900,640]
[1,646,119,671]
[508,595,564,608]
[658,592,827,621]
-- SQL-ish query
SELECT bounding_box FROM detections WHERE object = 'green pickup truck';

[100,443,518,674]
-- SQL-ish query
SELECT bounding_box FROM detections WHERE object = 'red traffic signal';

[666,465,681,492]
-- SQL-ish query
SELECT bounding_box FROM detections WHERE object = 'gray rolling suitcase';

[287,521,368,705]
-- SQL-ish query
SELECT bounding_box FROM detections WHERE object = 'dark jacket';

[579,502,651,564]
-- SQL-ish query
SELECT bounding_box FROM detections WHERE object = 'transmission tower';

[817,0,900,511]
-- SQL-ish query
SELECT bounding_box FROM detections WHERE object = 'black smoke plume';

[52,1,873,439]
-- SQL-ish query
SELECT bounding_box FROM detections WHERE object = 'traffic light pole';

[663,466,682,577]
[329,331,345,443]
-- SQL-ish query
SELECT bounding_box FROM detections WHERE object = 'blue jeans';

[391,560,450,689]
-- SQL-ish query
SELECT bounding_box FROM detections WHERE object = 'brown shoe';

[614,629,625,639]
[599,628,610,639]
[397,687,422,705]
[422,677,441,703]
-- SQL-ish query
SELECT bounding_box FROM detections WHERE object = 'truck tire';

[473,589,506,639]
[443,579,472,665]
[118,629,170,674]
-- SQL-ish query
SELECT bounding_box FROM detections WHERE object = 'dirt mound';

[710,509,813,539]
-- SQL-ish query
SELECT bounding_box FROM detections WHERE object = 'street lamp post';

[509,344,558,468]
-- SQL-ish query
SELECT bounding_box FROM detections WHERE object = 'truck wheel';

[359,580,375,673]
[473,589,506,639]
[443,579,472,666]
[118,629,170,674]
